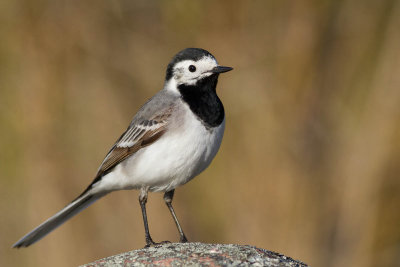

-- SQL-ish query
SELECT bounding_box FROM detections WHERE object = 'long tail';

[13,192,106,248]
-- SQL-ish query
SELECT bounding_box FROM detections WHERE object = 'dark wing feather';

[95,108,173,178]
[73,103,175,199]
[96,125,167,177]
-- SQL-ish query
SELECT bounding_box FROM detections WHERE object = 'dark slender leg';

[139,188,171,247]
[139,188,155,247]
[164,190,188,242]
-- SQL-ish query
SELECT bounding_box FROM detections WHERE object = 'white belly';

[96,106,225,193]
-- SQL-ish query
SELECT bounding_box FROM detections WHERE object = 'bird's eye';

[188,65,196,72]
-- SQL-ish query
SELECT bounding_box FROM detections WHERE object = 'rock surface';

[81,243,308,266]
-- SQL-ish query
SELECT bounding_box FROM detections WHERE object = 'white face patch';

[172,56,219,86]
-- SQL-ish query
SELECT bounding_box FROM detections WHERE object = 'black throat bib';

[178,74,225,128]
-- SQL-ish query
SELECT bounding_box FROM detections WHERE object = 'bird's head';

[164,48,232,91]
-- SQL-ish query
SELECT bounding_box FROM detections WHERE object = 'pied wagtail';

[13,48,233,248]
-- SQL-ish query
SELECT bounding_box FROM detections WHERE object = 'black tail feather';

[13,192,106,248]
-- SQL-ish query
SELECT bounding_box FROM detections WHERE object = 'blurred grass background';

[1,0,400,266]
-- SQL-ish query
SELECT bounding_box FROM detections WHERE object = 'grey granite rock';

[81,243,308,266]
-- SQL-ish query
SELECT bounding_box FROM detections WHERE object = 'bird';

[13,48,233,248]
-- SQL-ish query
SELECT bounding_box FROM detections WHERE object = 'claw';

[144,240,171,248]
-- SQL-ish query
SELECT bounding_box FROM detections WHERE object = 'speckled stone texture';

[81,243,308,267]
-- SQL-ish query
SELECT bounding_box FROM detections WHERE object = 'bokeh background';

[1,0,400,266]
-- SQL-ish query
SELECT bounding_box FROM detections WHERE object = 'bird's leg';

[139,187,156,247]
[139,187,171,247]
[164,190,188,243]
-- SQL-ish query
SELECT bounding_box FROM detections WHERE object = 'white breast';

[95,102,225,193]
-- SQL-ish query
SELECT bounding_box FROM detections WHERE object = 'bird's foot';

[179,235,188,243]
[144,239,171,248]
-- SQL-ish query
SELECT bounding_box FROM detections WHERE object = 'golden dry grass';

[1,1,400,266]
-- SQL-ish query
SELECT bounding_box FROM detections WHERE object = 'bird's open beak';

[211,66,233,74]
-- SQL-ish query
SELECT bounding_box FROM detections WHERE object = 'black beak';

[211,66,233,74]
